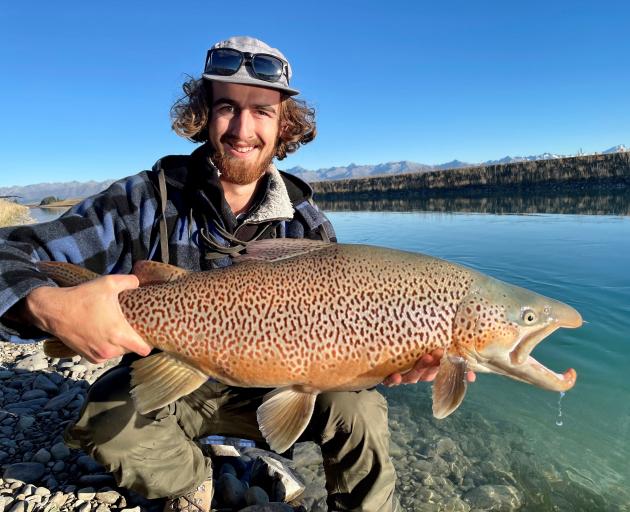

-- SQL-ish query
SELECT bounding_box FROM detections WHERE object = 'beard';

[211,137,276,186]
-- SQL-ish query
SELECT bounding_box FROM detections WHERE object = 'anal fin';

[130,352,208,414]
[432,354,468,419]
[257,387,318,454]
[43,338,78,359]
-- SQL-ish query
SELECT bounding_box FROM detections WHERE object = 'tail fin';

[36,261,100,287]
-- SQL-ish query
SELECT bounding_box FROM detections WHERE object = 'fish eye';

[522,308,537,325]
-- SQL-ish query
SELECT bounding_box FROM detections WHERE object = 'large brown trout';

[40,239,581,453]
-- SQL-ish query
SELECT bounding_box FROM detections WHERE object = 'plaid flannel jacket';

[0,145,335,343]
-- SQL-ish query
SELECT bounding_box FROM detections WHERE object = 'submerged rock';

[463,484,522,511]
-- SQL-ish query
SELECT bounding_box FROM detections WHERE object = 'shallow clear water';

[28,207,70,223]
[327,210,630,509]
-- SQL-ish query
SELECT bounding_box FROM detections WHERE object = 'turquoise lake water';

[327,208,630,510]
[32,195,630,509]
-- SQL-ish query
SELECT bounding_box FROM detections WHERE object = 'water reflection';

[28,207,70,223]
[317,188,630,215]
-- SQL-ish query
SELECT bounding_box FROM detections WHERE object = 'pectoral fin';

[257,387,318,454]
[132,260,189,286]
[432,354,468,419]
[43,338,78,359]
[130,352,208,414]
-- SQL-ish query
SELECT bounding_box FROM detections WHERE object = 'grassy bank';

[0,199,33,227]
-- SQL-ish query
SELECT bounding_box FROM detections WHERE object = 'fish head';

[452,275,582,392]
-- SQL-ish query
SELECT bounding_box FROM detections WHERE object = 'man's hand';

[22,275,152,364]
[383,348,476,386]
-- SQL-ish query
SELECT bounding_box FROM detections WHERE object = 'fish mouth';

[497,354,577,392]
[497,308,582,392]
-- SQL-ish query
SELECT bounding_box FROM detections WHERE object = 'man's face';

[208,81,282,185]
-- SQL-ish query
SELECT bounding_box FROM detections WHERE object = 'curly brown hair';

[170,77,316,160]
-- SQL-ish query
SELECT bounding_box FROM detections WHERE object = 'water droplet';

[555,391,565,427]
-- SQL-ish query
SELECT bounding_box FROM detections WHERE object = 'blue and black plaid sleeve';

[0,171,159,343]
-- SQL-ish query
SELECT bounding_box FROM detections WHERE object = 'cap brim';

[202,73,300,96]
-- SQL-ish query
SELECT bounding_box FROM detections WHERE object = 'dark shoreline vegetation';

[311,153,630,213]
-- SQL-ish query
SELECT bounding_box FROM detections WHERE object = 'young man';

[0,36,464,512]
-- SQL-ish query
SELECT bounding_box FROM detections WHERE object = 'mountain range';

[1,145,627,203]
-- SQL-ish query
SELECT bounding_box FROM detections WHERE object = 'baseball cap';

[202,36,300,96]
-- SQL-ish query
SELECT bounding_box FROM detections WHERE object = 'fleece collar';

[243,164,295,223]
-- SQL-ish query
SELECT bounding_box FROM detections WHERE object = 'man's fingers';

[430,348,444,360]
[125,335,152,357]
[383,373,402,387]
[108,274,140,292]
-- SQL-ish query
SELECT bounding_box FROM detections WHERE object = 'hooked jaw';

[504,302,582,392]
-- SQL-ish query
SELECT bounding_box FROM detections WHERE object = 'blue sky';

[1,0,628,187]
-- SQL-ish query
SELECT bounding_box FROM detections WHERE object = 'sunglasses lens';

[207,49,243,76]
[251,54,284,82]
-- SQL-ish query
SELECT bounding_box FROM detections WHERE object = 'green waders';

[65,364,397,512]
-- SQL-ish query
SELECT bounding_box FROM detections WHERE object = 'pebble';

[3,463,46,484]
[463,484,522,511]
[44,389,79,411]
[245,486,270,506]
[50,442,70,461]
[16,416,35,431]
[76,456,105,474]
[32,374,58,393]
[20,389,48,401]
[32,448,51,464]
[77,487,96,500]
[95,490,120,504]
[14,353,48,372]
[216,473,247,509]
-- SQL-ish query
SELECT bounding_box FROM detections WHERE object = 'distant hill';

[2,144,627,203]
[0,180,116,204]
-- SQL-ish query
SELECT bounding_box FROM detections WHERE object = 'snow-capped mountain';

[483,153,565,165]
[602,145,628,154]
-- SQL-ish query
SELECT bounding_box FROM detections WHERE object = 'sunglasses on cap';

[204,48,290,84]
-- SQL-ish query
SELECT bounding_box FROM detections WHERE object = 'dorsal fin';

[132,260,189,286]
[234,239,334,264]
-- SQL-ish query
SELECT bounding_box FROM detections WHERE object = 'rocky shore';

[0,343,622,512]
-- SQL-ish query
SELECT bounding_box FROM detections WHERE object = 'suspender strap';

[294,200,336,242]
[157,168,170,264]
